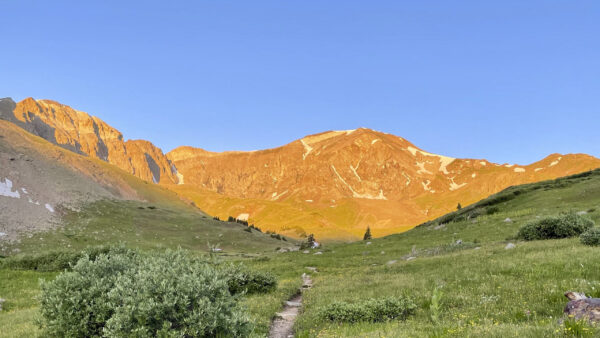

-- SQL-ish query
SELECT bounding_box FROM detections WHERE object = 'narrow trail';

[268,272,313,338]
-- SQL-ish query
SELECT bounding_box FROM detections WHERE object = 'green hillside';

[2,169,600,337]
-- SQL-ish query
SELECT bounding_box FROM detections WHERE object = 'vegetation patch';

[580,228,600,246]
[320,296,416,323]
[516,212,594,240]
[0,245,127,271]
[37,247,275,337]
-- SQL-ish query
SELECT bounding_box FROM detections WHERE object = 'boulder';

[564,292,600,322]
[505,243,516,250]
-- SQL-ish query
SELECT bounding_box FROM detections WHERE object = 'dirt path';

[269,273,313,338]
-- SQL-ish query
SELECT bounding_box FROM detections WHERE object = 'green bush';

[486,206,500,215]
[516,212,594,241]
[224,264,277,295]
[0,245,128,271]
[39,248,252,337]
[580,228,600,246]
[321,296,416,323]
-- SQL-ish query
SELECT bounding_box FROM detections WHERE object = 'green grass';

[2,169,600,337]
[2,199,295,256]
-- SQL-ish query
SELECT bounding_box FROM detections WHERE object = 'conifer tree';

[363,227,372,240]
[457,203,462,210]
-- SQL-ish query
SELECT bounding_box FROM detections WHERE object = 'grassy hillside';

[244,168,600,336]
[2,169,600,337]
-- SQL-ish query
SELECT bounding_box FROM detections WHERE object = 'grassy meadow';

[1,169,600,337]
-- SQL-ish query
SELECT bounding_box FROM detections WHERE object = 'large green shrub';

[320,296,416,323]
[580,228,600,246]
[39,248,252,337]
[516,212,594,241]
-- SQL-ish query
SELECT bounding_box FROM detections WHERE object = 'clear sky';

[1,1,598,164]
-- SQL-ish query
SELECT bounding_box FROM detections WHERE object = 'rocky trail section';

[269,273,313,338]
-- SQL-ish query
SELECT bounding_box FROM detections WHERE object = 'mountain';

[0,98,179,184]
[2,97,599,240]
[0,114,291,256]
[167,129,600,239]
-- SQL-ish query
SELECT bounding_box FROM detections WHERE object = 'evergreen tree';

[457,203,462,210]
[307,234,315,247]
[363,227,372,240]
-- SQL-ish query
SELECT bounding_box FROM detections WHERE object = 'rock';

[474,247,481,250]
[302,250,309,254]
[380,251,385,254]
[314,251,323,255]
[505,243,516,250]
[564,292,600,322]
[455,239,462,245]
[386,260,397,265]
[577,211,588,215]
[405,256,416,261]
[366,241,372,245]
[504,218,512,223]
[434,224,446,230]
[285,301,302,307]
[306,267,318,272]
[0,298,4,312]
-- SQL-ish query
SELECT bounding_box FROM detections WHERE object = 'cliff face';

[1,98,178,184]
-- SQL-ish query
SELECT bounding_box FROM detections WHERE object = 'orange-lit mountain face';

[2,97,599,240]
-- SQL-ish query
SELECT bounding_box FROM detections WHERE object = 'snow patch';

[472,173,477,178]
[21,188,28,194]
[272,190,288,201]
[0,178,20,198]
[402,172,411,186]
[416,162,432,175]
[549,157,562,167]
[350,160,362,181]
[371,139,380,145]
[505,164,514,168]
[449,177,467,191]
[300,139,313,160]
[422,180,432,192]
[331,165,387,200]
[480,161,486,166]
[237,213,249,221]
[514,168,526,173]
[535,168,543,172]
[45,203,55,213]
[152,174,158,184]
[305,199,313,203]
[407,146,455,174]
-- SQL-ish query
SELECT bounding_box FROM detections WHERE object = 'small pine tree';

[457,203,462,210]
[307,234,315,247]
[363,227,372,240]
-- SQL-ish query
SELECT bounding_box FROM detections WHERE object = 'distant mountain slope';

[168,128,600,239]
[2,97,599,240]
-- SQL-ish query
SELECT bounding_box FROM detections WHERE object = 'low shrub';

[320,296,416,323]
[486,206,500,215]
[516,212,594,241]
[224,264,277,295]
[580,228,600,246]
[0,245,128,271]
[39,248,252,337]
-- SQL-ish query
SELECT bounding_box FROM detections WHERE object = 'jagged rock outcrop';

[0,98,178,184]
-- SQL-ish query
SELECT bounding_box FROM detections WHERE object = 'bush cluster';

[320,296,416,323]
[0,245,128,271]
[38,248,270,337]
[580,228,600,246]
[516,212,594,241]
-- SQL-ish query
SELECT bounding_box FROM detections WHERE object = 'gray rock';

[505,243,516,250]
[314,251,323,255]
[405,256,416,261]
[306,267,318,272]
[366,241,372,245]
[577,211,588,215]
[386,260,397,265]
[455,239,463,245]
[0,298,4,312]
[302,250,310,254]
[504,218,512,223]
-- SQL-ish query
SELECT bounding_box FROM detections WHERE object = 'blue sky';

[1,1,598,164]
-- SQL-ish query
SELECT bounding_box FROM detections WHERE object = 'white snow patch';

[402,172,411,186]
[449,177,467,191]
[350,160,362,181]
[0,178,20,198]
[272,192,278,198]
[472,173,477,178]
[305,199,313,203]
[331,165,387,200]
[407,146,455,174]
[152,174,158,184]
[549,157,562,167]
[272,190,288,201]
[237,213,249,221]
[371,139,380,145]
[45,204,55,213]
[21,187,28,194]
[416,162,432,175]
[514,168,526,173]
[422,180,432,192]
[300,139,313,160]
[505,164,514,168]
[535,168,543,172]
[480,161,486,166]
